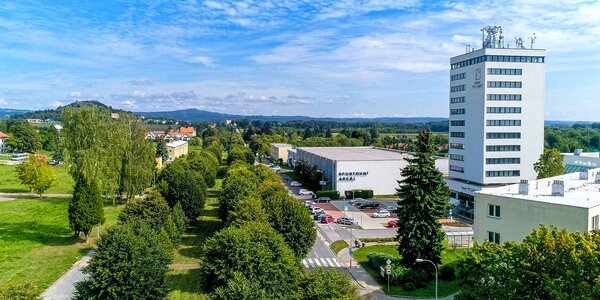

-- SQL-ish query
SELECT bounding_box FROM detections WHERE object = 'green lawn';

[0,198,123,295]
[353,245,464,297]
[0,154,10,161]
[168,196,223,299]
[0,164,74,194]
[330,240,349,254]
[189,145,202,154]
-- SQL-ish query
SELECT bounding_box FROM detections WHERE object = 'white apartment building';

[474,169,600,244]
[447,26,546,220]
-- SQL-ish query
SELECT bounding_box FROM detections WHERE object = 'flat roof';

[297,147,413,161]
[477,168,600,208]
[271,143,293,147]
[166,140,188,148]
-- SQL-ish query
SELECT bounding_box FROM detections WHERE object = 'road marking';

[333,260,342,267]
[320,258,328,267]
[302,260,309,268]
[323,241,330,246]
[325,258,334,267]
[315,259,322,267]
[306,258,314,267]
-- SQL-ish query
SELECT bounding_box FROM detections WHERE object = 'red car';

[387,219,398,227]
[320,214,334,223]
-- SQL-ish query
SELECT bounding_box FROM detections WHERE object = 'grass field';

[353,245,464,297]
[0,164,74,194]
[330,240,349,254]
[0,198,123,294]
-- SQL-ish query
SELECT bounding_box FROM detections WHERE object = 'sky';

[0,0,599,120]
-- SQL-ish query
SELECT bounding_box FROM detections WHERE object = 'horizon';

[0,1,599,120]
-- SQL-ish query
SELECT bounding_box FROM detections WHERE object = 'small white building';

[270,143,293,162]
[296,147,448,195]
[166,140,188,162]
[474,169,600,244]
[0,131,8,152]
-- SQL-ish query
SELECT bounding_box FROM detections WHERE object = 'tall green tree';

[210,273,268,300]
[118,114,156,200]
[157,162,207,220]
[5,122,41,153]
[74,222,173,300]
[299,268,361,300]
[533,148,565,179]
[218,166,259,221]
[396,129,450,266]
[15,155,58,197]
[68,177,105,241]
[155,137,169,162]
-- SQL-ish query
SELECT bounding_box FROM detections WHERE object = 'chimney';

[580,171,589,180]
[552,180,565,196]
[518,179,529,195]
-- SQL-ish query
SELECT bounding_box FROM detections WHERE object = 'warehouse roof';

[477,168,600,208]
[297,147,413,161]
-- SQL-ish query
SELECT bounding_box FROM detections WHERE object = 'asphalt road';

[302,230,344,269]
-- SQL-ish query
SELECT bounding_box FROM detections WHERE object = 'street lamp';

[416,258,438,300]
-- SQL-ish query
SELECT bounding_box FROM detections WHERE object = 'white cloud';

[50,101,63,107]
[188,56,213,66]
[122,100,136,108]
[69,91,81,98]
[0,97,7,106]
[132,90,146,97]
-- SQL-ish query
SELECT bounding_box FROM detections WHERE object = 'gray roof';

[297,147,413,161]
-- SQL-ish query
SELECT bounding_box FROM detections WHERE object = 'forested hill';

[11,101,124,121]
[0,108,30,117]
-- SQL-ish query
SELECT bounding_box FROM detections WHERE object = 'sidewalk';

[0,192,72,202]
[41,250,94,300]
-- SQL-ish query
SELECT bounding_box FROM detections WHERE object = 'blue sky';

[0,1,599,120]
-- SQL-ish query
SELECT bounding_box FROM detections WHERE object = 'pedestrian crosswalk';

[302,257,343,268]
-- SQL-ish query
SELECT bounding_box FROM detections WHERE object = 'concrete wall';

[270,144,292,161]
[334,160,407,195]
[167,143,188,162]
[473,193,599,243]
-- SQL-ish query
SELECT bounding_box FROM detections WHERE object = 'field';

[0,198,123,294]
[353,245,464,297]
[0,164,74,194]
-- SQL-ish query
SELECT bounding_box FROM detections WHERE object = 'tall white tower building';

[447,26,545,220]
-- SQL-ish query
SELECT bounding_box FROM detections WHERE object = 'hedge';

[367,252,401,270]
[315,190,341,200]
[344,189,374,199]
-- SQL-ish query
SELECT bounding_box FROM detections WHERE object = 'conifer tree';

[68,177,105,242]
[396,129,449,266]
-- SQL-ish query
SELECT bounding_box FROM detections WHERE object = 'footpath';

[41,251,94,300]
[0,192,72,202]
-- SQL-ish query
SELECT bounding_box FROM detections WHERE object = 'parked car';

[303,200,315,207]
[48,160,59,165]
[336,216,358,225]
[313,211,326,220]
[320,214,334,223]
[348,198,365,205]
[309,207,324,215]
[372,209,391,218]
[315,196,331,203]
[353,199,369,206]
[387,219,398,227]
[298,189,313,196]
[385,205,397,212]
[290,181,302,187]
[359,201,380,209]
[271,165,281,171]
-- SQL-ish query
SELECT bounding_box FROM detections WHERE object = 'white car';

[309,207,324,215]
[303,200,315,207]
[271,165,281,171]
[372,209,391,218]
[290,181,302,187]
[298,189,313,195]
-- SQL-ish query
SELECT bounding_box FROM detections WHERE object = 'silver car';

[336,216,358,225]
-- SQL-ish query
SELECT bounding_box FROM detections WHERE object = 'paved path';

[0,192,72,202]
[42,250,94,300]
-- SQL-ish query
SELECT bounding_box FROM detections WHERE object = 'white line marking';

[302,260,309,268]
[320,258,328,267]
[307,258,314,267]
[333,260,342,267]
[325,258,334,267]
[315,259,322,267]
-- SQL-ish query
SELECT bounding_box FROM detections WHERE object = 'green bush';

[400,266,431,290]
[0,282,39,300]
[315,190,340,199]
[389,264,409,284]
[344,189,374,199]
[360,237,395,243]
[367,252,400,269]
[440,264,456,281]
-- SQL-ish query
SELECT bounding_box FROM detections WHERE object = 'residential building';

[474,169,600,244]
[179,126,196,137]
[447,26,545,220]
[166,140,188,162]
[296,147,448,195]
[270,143,293,163]
[0,131,8,152]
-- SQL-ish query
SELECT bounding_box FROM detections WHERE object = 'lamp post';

[416,258,438,300]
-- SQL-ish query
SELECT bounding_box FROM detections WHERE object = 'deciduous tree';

[15,155,58,197]
[157,162,207,220]
[534,148,565,179]
[300,268,361,300]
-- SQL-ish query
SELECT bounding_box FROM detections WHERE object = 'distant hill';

[0,108,29,118]
[136,108,448,123]
[12,101,122,121]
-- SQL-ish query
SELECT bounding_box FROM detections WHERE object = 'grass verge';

[0,164,74,194]
[0,198,122,294]
[330,240,349,254]
[353,245,464,297]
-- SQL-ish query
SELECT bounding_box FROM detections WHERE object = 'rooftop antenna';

[481,26,504,48]
[465,44,470,53]
[515,37,525,49]
[529,33,537,49]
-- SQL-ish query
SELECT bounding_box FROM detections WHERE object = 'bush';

[300,268,361,300]
[344,189,374,199]
[315,190,340,199]
[367,252,400,269]
[400,266,431,290]
[360,237,395,243]
[210,273,268,300]
[0,282,39,300]
[440,264,456,281]
[389,264,409,284]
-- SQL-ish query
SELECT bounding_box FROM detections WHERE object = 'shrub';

[0,282,39,300]
[344,189,374,199]
[315,190,340,199]
[401,266,431,290]
[389,264,409,284]
[440,264,456,281]
[172,201,188,234]
[300,268,361,300]
[367,253,400,269]
[210,273,268,300]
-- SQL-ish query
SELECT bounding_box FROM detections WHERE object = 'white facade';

[473,169,600,244]
[447,28,546,220]
[270,143,293,162]
[296,147,448,195]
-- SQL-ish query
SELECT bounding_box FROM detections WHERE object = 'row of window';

[450,165,464,173]
[451,72,466,81]
[450,85,465,92]
[487,107,521,114]
[451,120,465,126]
[486,132,521,139]
[592,215,599,231]
[450,131,465,138]
[486,157,521,164]
[487,81,522,88]
[488,68,522,75]
[487,119,521,126]
[450,143,464,149]
[488,231,501,244]
[451,108,465,115]
[449,154,464,161]
[486,145,521,152]
[450,96,465,103]
[487,94,522,101]
[489,204,501,217]
[486,170,521,177]
[451,55,545,70]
